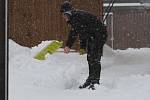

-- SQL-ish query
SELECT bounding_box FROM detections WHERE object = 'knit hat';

[60,1,73,13]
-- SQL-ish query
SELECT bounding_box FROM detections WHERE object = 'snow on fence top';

[104,3,142,7]
[142,3,150,8]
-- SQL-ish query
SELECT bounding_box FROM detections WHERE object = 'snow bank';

[103,44,115,57]
[9,39,150,100]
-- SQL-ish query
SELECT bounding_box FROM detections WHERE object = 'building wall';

[8,0,103,49]
[106,9,150,49]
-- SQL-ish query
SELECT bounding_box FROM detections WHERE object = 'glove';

[64,46,70,54]
[79,49,86,55]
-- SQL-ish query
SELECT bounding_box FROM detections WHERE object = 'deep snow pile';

[9,39,150,100]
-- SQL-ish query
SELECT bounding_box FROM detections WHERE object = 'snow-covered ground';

[9,39,150,100]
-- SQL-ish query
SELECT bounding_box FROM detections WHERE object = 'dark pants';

[87,33,105,81]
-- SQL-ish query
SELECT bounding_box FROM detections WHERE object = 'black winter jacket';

[65,10,107,49]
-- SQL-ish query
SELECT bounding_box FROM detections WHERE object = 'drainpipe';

[110,13,114,50]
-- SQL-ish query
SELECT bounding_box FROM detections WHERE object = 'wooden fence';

[8,0,102,49]
[106,9,150,49]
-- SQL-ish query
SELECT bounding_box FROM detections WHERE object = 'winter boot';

[88,79,100,90]
[88,83,96,90]
[79,79,91,89]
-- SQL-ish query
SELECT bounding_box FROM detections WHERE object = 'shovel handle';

[56,50,77,53]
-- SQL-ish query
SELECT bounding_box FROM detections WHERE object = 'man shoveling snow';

[60,1,107,90]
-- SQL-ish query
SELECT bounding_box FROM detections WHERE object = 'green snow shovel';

[34,40,63,60]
